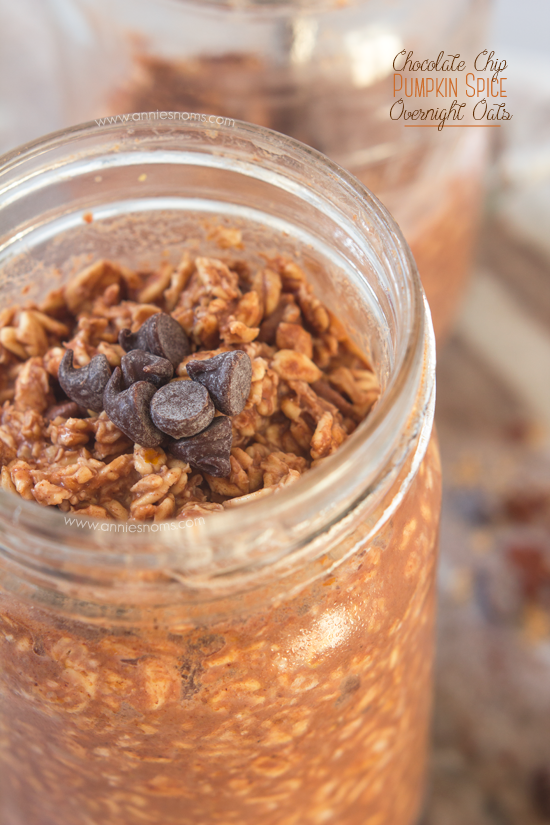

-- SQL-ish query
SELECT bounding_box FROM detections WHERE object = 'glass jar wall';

[0,119,441,825]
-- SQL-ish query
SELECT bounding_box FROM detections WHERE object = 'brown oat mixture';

[0,437,441,825]
[0,246,379,522]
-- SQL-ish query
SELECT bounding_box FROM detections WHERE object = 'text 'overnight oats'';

[0,243,379,521]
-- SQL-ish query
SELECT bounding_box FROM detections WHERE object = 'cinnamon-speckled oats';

[0,253,379,521]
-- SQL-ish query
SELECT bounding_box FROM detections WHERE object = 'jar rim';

[0,117,434,579]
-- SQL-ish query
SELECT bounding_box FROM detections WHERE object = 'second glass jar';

[50,0,490,339]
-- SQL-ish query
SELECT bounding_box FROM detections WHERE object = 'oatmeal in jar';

[0,119,441,825]
[0,250,379,519]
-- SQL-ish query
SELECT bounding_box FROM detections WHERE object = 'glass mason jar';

[45,0,490,340]
[0,119,441,825]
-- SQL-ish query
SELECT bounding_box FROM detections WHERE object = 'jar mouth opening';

[0,118,432,571]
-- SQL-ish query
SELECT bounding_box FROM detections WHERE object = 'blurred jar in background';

[49,0,490,340]
[0,0,64,152]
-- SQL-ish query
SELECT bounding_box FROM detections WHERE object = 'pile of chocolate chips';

[57,313,252,477]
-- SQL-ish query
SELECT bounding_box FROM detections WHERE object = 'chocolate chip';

[103,367,164,448]
[150,380,215,439]
[186,350,252,416]
[118,312,190,368]
[44,401,87,422]
[58,349,112,413]
[167,416,232,477]
[120,350,173,389]
[118,328,140,352]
